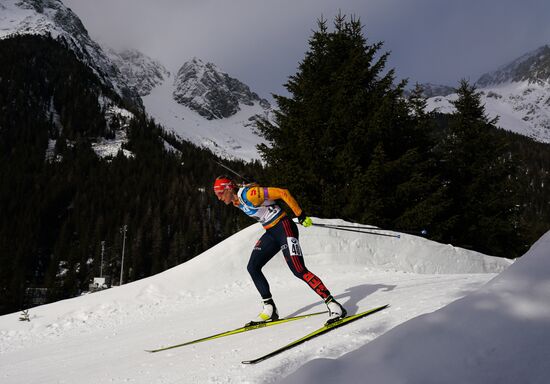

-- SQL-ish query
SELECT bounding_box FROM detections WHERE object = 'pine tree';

[390,83,450,236]
[257,14,439,231]
[437,80,520,256]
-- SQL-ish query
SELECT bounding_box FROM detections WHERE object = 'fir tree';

[437,80,521,256]
[257,14,440,232]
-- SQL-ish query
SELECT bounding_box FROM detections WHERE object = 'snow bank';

[0,218,515,384]
[0,218,510,325]
[282,230,550,384]
[294,218,511,274]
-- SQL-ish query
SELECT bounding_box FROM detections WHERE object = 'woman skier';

[213,176,346,326]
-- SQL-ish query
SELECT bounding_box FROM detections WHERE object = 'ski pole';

[317,223,428,237]
[311,223,401,239]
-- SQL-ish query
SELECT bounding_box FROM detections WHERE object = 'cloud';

[63,0,550,97]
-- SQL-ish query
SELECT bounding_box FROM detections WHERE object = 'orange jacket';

[235,186,303,229]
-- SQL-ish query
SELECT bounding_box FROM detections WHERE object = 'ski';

[146,311,327,353]
[241,304,389,364]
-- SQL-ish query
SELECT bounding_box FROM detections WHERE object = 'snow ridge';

[282,230,550,384]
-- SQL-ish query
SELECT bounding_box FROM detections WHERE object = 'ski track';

[0,269,496,384]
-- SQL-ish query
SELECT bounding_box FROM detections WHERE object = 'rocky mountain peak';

[107,49,169,97]
[172,57,270,120]
[477,45,550,87]
[405,83,456,98]
[0,0,141,109]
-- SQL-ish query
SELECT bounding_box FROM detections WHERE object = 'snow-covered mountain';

[0,218,517,383]
[407,82,456,98]
[476,45,550,86]
[0,0,271,161]
[107,48,170,97]
[426,45,550,143]
[0,0,141,109]
[0,0,148,159]
[173,57,271,120]
[141,57,274,161]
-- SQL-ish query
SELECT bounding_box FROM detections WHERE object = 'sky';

[62,0,550,99]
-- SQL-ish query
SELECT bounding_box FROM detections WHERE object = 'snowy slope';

[427,81,550,143]
[426,45,550,143]
[106,51,271,161]
[0,218,512,384]
[143,67,271,162]
[283,229,550,384]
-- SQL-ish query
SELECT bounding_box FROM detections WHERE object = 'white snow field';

[283,229,550,384]
[0,218,518,384]
[142,73,269,162]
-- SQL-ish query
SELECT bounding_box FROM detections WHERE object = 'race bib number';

[287,237,302,257]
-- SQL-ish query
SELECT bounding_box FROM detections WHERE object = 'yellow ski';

[242,304,389,364]
[146,311,326,353]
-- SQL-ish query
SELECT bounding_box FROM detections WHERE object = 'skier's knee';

[247,259,260,276]
[292,268,305,279]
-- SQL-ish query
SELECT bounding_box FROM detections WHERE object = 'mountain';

[106,48,170,97]
[0,34,137,160]
[173,57,271,120]
[0,0,273,162]
[140,57,274,161]
[0,0,141,109]
[406,82,456,98]
[0,0,155,159]
[477,45,550,86]
[426,45,550,143]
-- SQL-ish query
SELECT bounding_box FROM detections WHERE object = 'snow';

[142,72,268,162]
[106,48,170,97]
[282,230,550,384]
[0,0,62,40]
[0,217,525,384]
[426,81,550,143]
[90,130,133,159]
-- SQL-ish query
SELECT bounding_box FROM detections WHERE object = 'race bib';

[287,237,302,257]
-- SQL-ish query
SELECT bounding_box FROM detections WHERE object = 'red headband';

[213,177,235,193]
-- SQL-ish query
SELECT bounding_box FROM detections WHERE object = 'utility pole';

[120,225,127,286]
[100,241,105,278]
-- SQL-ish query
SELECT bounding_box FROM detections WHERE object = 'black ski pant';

[247,216,331,301]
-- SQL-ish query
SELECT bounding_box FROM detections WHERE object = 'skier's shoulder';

[239,183,266,206]
[238,182,259,195]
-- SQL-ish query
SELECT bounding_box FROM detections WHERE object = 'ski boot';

[324,295,347,325]
[245,298,279,327]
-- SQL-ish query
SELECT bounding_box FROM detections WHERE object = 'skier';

[213,176,346,325]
